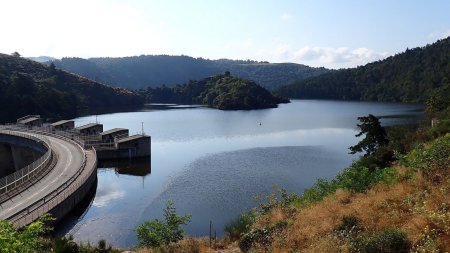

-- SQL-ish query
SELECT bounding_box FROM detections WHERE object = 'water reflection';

[98,157,151,176]
[65,100,424,247]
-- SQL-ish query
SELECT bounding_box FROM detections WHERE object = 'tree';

[136,200,191,248]
[349,114,388,156]
[49,62,57,74]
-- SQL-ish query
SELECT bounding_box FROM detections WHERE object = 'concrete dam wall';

[0,133,47,178]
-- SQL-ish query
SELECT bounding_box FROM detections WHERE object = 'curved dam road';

[0,132,88,221]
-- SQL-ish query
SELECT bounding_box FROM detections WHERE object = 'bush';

[136,200,191,248]
[257,187,300,214]
[0,215,53,253]
[296,163,399,207]
[224,211,256,241]
[349,229,411,253]
[403,134,450,178]
[238,221,287,253]
[335,215,362,236]
[53,237,79,253]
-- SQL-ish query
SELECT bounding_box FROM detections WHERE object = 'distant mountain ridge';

[0,53,143,123]
[51,55,329,90]
[275,37,450,103]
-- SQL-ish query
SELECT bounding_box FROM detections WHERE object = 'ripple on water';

[133,145,352,242]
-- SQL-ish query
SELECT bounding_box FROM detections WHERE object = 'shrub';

[349,229,411,253]
[335,215,362,236]
[53,237,80,253]
[257,187,300,214]
[238,221,287,252]
[136,200,191,248]
[224,211,256,241]
[296,164,399,207]
[0,214,53,253]
[403,134,450,178]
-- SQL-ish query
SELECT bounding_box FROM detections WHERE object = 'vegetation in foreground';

[136,80,450,252]
[138,72,289,110]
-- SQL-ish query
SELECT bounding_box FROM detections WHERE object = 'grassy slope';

[135,134,450,253]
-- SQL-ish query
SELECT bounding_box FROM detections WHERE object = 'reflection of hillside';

[98,157,151,176]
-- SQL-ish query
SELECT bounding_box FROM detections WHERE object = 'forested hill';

[275,37,450,103]
[138,72,289,110]
[0,53,143,123]
[51,56,329,90]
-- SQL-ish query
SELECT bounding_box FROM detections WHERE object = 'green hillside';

[276,37,450,103]
[0,53,143,123]
[51,56,329,90]
[139,72,289,110]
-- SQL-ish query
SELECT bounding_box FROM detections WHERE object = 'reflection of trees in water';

[98,157,151,176]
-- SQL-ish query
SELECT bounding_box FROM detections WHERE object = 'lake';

[56,100,423,247]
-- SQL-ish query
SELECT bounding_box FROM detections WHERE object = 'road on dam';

[0,132,86,220]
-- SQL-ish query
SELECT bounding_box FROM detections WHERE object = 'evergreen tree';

[349,114,389,156]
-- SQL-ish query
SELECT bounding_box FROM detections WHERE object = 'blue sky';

[1,0,449,68]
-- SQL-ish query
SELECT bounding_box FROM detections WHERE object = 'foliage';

[53,237,80,253]
[335,215,362,236]
[276,37,450,103]
[238,221,287,253]
[349,229,411,253]
[255,187,300,214]
[349,114,389,156]
[0,53,143,123]
[297,164,398,207]
[402,134,450,178]
[0,215,53,253]
[52,55,329,90]
[136,200,191,248]
[224,211,256,241]
[138,73,289,110]
[426,79,450,115]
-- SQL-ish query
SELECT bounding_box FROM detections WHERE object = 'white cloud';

[255,43,292,62]
[281,13,293,21]
[292,46,389,68]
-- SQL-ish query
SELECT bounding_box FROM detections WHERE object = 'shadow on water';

[97,157,151,176]
[53,178,98,237]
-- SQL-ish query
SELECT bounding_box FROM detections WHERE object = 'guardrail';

[6,131,97,227]
[0,130,53,195]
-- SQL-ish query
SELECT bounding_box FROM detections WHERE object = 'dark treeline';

[51,56,329,90]
[276,37,450,103]
[138,72,289,110]
[0,53,143,123]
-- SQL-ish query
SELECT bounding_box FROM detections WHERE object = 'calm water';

[57,100,422,247]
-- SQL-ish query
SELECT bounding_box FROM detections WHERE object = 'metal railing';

[0,130,53,195]
[6,132,97,227]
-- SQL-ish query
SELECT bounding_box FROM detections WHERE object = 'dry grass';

[257,168,450,252]
[135,162,450,253]
[135,237,240,253]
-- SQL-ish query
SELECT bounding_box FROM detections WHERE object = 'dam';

[0,115,151,227]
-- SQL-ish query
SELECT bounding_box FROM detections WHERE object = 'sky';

[0,0,449,69]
